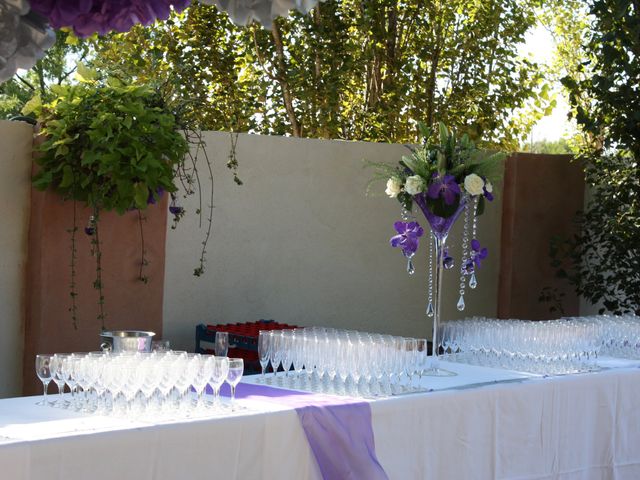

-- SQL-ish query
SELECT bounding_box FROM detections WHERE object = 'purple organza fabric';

[29,0,191,37]
[221,382,389,480]
[413,192,467,238]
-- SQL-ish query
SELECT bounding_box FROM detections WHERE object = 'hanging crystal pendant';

[406,255,415,275]
[426,301,434,316]
[455,200,471,312]
[469,273,478,289]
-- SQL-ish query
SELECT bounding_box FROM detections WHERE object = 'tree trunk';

[271,20,302,137]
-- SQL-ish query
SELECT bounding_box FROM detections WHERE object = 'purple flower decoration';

[390,221,424,257]
[470,239,488,268]
[30,0,191,38]
[147,187,165,205]
[169,204,183,215]
[427,174,461,205]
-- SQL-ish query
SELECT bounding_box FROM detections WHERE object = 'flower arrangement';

[370,122,504,372]
[372,122,503,263]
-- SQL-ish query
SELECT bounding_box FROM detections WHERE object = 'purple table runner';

[221,382,388,480]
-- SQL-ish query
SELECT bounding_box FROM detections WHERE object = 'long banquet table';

[1,360,640,479]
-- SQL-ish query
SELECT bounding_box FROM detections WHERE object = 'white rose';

[385,177,403,198]
[485,180,493,193]
[464,173,485,196]
[404,175,426,195]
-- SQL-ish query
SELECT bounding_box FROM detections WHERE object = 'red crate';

[196,320,300,374]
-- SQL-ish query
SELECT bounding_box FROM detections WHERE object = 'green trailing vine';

[68,199,79,329]
[137,210,148,284]
[23,64,233,328]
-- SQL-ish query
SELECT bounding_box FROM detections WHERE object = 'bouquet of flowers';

[371,122,503,265]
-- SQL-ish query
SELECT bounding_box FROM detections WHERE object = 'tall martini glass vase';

[414,193,468,376]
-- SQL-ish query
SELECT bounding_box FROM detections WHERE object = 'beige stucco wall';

[0,120,32,397]
[162,132,503,351]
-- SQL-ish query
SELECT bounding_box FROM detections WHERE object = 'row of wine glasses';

[257,327,430,396]
[439,315,640,375]
[34,351,244,418]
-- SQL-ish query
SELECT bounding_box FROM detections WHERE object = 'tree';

[553,0,640,314]
[0,31,91,120]
[90,0,553,147]
[523,138,573,154]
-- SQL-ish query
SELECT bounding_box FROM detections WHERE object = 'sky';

[520,25,575,142]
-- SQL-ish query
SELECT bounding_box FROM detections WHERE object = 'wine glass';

[192,356,215,411]
[214,331,229,357]
[50,354,69,407]
[258,331,271,382]
[152,340,171,352]
[35,354,53,406]
[209,356,229,410]
[225,358,244,411]
[61,355,79,410]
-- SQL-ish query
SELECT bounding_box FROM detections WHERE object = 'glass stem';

[432,234,447,366]
[43,381,49,405]
[231,385,236,409]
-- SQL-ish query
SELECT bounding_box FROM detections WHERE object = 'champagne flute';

[258,331,270,382]
[225,358,244,411]
[214,331,229,357]
[50,354,69,407]
[269,331,282,381]
[35,354,53,406]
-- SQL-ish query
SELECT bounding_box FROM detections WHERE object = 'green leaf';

[133,182,149,209]
[75,62,98,83]
[21,95,42,115]
[438,122,449,147]
[476,195,485,216]
[60,165,74,188]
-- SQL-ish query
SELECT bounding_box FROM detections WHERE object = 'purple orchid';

[470,239,488,268]
[427,173,461,205]
[390,221,424,257]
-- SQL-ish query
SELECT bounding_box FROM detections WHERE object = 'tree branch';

[271,19,302,137]
[14,74,35,91]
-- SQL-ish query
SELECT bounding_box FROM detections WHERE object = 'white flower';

[485,180,493,193]
[464,173,485,196]
[404,175,426,195]
[385,177,403,198]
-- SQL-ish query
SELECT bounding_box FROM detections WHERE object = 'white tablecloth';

[1,362,640,479]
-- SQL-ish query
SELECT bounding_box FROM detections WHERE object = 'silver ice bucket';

[100,330,155,353]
